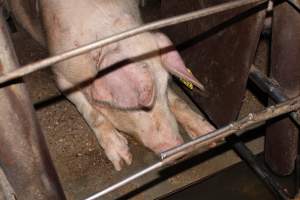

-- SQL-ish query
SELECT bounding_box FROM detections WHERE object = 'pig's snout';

[139,108,184,154]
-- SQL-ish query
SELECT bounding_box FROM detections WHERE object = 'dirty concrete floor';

[7,27,268,200]
[159,154,297,200]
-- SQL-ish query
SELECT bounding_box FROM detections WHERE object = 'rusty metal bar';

[249,65,300,126]
[231,136,291,199]
[0,0,267,86]
[161,0,267,127]
[0,10,65,200]
[287,0,300,10]
[264,1,300,176]
[161,96,300,159]
[85,95,300,200]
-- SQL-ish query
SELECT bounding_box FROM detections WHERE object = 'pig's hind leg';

[55,76,132,171]
[167,88,215,139]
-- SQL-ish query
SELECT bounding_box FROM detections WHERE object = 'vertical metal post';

[265,1,300,176]
[231,136,290,200]
[0,9,65,200]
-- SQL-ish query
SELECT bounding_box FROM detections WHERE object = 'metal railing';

[0,0,299,200]
[0,0,266,85]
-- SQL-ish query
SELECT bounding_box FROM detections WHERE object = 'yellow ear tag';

[179,68,194,90]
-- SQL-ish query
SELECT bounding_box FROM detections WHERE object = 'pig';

[7,0,215,170]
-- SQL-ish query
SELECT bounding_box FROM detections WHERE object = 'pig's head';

[91,32,204,153]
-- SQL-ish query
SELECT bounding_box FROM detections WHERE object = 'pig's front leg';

[167,88,215,139]
[93,119,132,171]
[56,76,132,171]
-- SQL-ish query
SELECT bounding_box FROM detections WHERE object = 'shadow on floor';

[157,154,297,200]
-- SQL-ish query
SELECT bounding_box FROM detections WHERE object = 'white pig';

[7,0,215,170]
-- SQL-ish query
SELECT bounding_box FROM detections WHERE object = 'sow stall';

[0,0,299,199]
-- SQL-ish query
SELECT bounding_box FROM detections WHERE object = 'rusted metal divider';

[161,0,267,127]
[0,10,65,200]
[265,1,300,176]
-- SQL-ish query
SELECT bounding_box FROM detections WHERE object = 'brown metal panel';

[160,0,266,127]
[265,2,300,176]
[0,12,65,199]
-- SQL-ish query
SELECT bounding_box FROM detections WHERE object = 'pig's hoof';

[101,131,132,171]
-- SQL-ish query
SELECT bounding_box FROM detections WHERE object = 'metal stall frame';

[0,5,65,200]
[0,0,299,199]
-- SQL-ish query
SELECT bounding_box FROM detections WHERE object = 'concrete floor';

[160,154,296,200]
[1,25,269,200]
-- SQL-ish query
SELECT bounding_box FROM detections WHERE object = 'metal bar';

[249,65,300,126]
[85,162,163,200]
[85,96,300,199]
[227,65,295,199]
[264,1,300,176]
[0,0,267,86]
[231,137,291,199]
[287,0,300,11]
[0,10,65,200]
[161,96,300,160]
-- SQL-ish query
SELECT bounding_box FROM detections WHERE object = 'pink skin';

[91,31,186,155]
[92,31,215,165]
[9,0,215,170]
[91,43,156,109]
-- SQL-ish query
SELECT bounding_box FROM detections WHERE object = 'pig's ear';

[154,32,205,91]
[91,62,155,110]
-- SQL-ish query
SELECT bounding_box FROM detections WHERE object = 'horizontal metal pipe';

[85,162,163,200]
[85,95,300,199]
[0,0,267,86]
[249,65,300,126]
[161,95,300,159]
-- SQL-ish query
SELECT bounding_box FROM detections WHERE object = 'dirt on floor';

[6,25,269,200]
